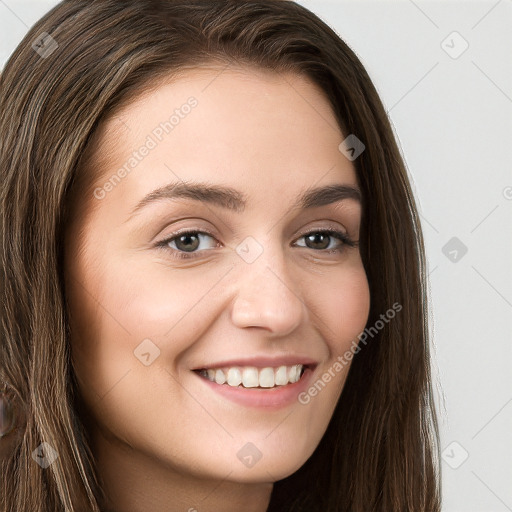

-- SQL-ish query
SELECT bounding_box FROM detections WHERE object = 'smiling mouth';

[193,364,311,389]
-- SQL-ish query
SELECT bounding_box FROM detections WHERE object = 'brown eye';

[304,232,331,250]
[174,233,201,252]
[156,230,219,259]
[295,229,356,253]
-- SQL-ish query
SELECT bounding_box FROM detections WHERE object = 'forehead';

[86,65,358,218]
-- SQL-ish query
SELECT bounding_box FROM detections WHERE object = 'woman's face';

[64,66,370,489]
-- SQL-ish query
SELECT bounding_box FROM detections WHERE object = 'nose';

[229,240,306,336]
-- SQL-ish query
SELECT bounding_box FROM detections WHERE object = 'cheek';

[101,254,235,347]
[290,263,369,447]
[339,266,371,345]
[305,263,370,354]
[67,253,232,394]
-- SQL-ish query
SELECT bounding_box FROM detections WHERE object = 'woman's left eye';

[155,228,357,260]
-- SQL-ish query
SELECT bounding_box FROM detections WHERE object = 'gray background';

[1,1,511,510]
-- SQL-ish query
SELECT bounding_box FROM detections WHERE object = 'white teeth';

[275,365,288,386]
[227,368,242,386]
[214,370,226,385]
[242,367,259,388]
[198,364,305,388]
[289,365,299,383]
[259,368,274,388]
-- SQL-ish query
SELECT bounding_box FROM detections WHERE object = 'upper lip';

[192,355,319,371]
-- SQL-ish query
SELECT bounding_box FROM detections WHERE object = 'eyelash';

[155,227,358,260]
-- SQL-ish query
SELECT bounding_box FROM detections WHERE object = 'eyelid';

[160,225,218,240]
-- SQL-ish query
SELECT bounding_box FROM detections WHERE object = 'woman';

[0,1,441,510]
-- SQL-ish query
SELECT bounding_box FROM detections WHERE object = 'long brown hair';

[0,1,442,510]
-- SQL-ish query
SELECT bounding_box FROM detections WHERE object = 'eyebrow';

[128,180,362,219]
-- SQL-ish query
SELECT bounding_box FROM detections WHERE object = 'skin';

[64,65,370,512]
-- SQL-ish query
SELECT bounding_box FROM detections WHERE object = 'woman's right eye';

[155,230,219,260]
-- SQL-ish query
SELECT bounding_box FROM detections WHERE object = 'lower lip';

[193,367,315,410]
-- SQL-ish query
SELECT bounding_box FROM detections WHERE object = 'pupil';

[306,233,329,250]
[177,234,199,252]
